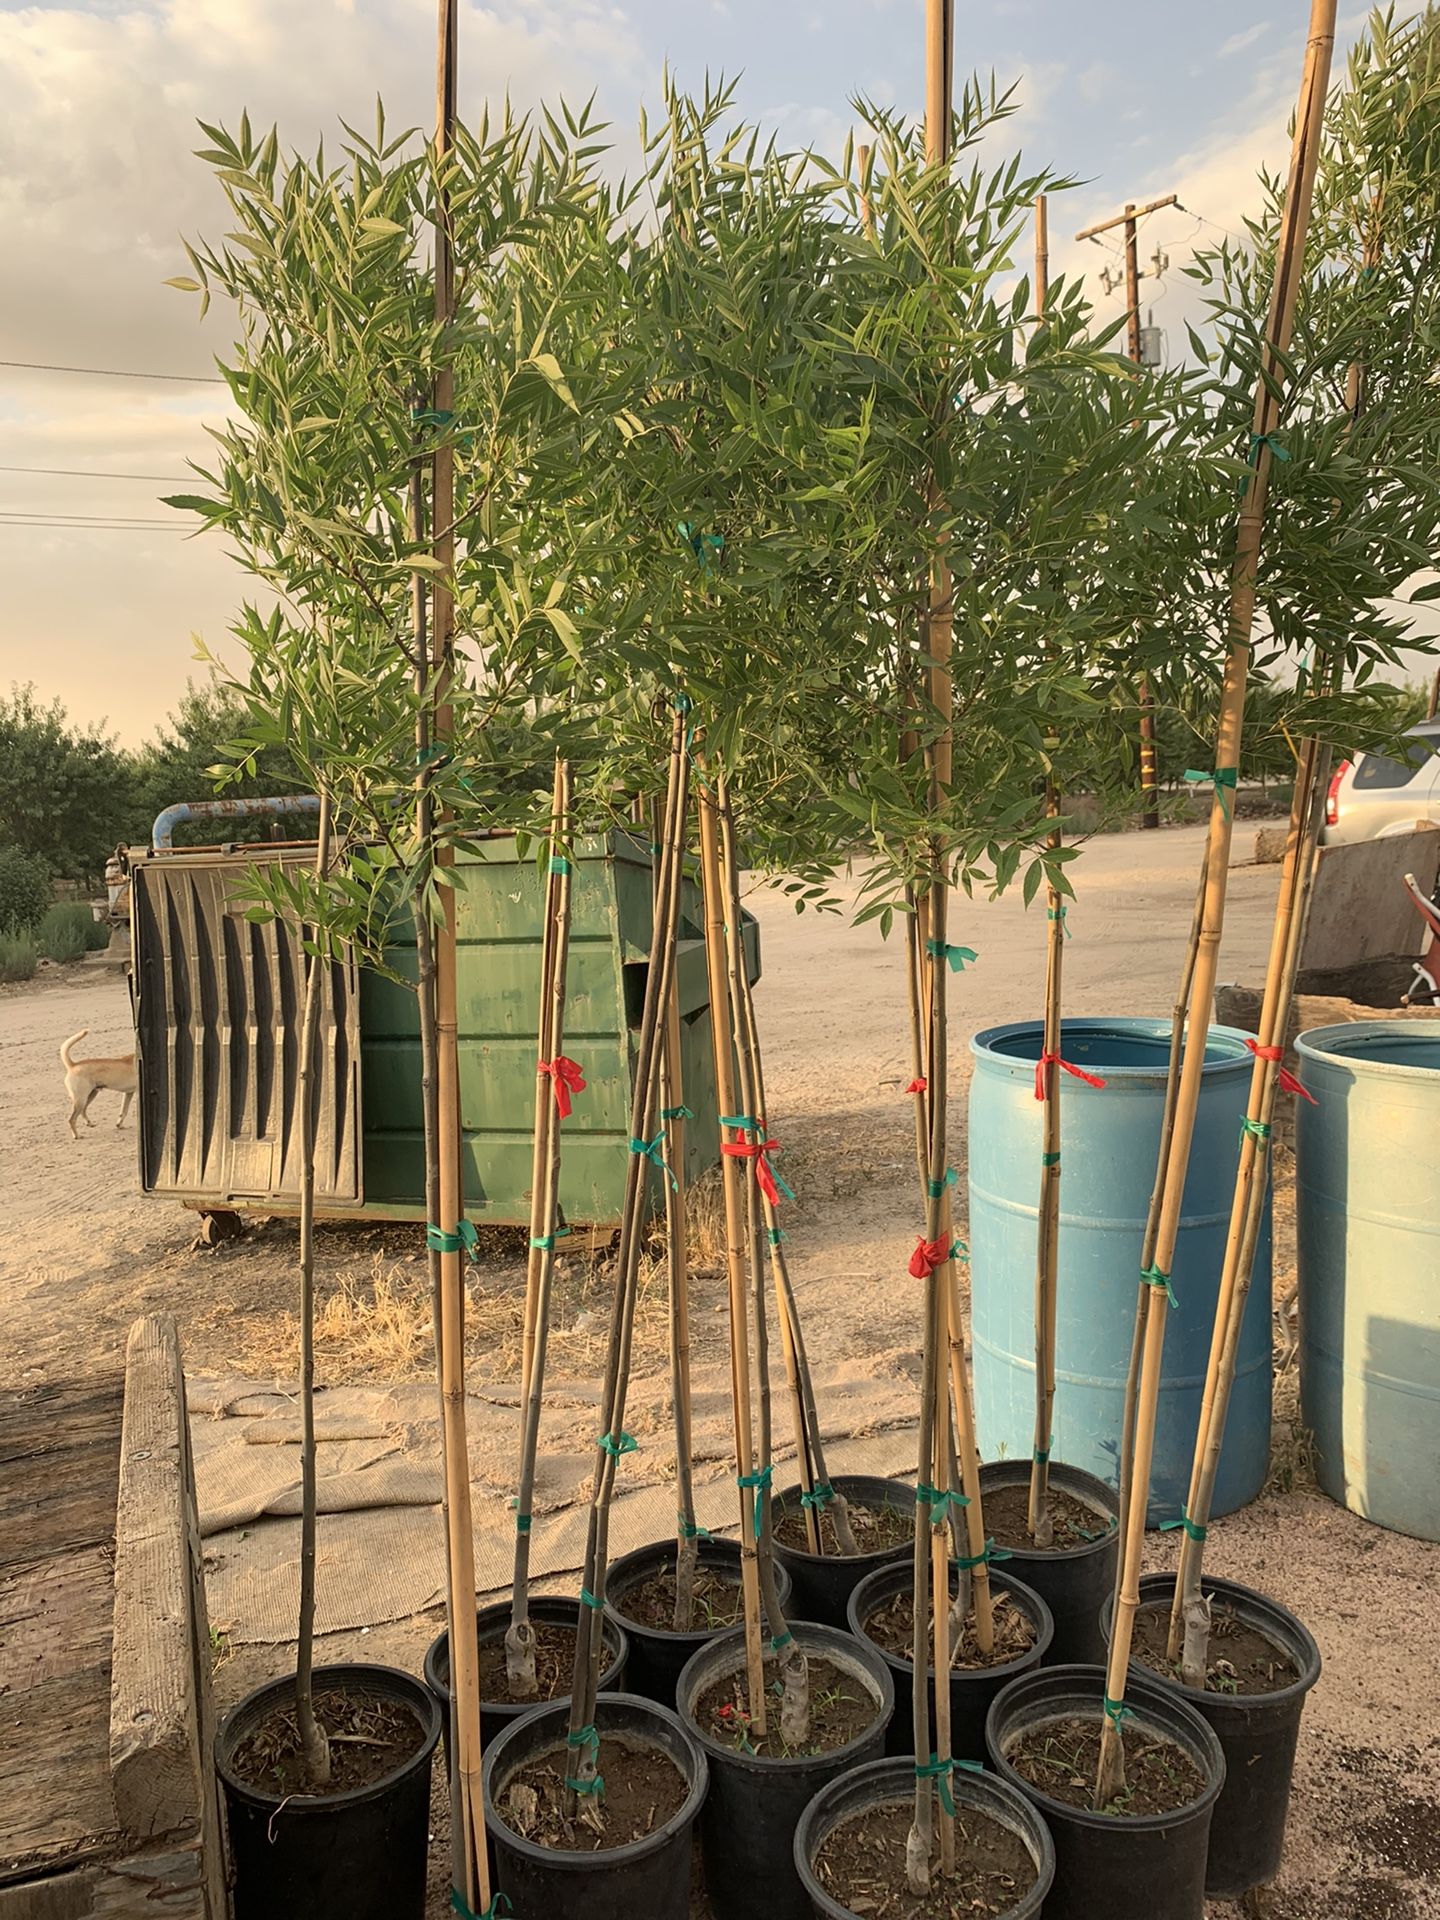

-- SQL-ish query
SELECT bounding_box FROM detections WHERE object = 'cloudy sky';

[0,1,1377,744]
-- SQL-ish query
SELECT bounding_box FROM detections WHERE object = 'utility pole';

[1076,192,1178,829]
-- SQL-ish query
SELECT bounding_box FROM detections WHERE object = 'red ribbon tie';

[722,1135,787,1206]
[1034,1052,1108,1103]
[908,1236,951,1279]
[1244,1038,1317,1105]
[538,1055,586,1119]
[905,1077,927,1094]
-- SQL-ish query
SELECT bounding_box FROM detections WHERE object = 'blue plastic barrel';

[968,1019,1272,1524]
[1295,1022,1440,1542]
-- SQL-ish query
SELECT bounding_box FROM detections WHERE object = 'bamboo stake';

[719,802,858,1558]
[716,784,810,1742]
[295,790,333,1788]
[697,779,768,1734]
[520,762,565,1405]
[429,1,487,1898]
[1096,0,1335,1806]
[567,712,689,1803]
[506,761,574,1696]
[1029,190,1061,1548]
[654,795,701,1629]
[1168,739,1330,1678]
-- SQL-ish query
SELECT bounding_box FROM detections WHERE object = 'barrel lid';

[1294,1020,1440,1082]
[971,1017,1257,1085]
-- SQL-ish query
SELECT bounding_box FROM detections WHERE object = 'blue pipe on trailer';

[151,795,321,851]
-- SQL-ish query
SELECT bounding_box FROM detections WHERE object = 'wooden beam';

[1074,192,1178,242]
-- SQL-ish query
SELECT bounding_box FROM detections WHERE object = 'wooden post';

[1096,0,1336,1805]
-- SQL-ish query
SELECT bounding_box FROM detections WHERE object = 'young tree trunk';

[507,760,574,1696]
[295,791,334,1790]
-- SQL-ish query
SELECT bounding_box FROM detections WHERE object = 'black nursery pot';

[482,1691,707,1920]
[846,1562,1053,1763]
[770,1474,913,1628]
[1100,1571,1321,1899]
[215,1662,440,1920]
[985,1663,1225,1920]
[604,1534,794,1709]
[979,1459,1120,1665]
[677,1621,894,1920]
[794,1754,1055,1920]
[423,1594,628,1772]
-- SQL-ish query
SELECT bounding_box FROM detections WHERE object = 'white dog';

[60,1029,136,1138]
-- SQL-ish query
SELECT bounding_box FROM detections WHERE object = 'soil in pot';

[814,1800,1039,1920]
[861,1582,1038,1671]
[984,1481,1113,1554]
[695,1655,879,1758]
[1130,1603,1300,1697]
[774,1498,912,1556]
[226,1681,428,1796]
[475,1619,584,1703]
[498,1732,689,1852]
[1005,1714,1203,1817]
[618,1563,748,1633]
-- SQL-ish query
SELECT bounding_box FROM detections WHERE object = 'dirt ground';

[4,822,1438,1918]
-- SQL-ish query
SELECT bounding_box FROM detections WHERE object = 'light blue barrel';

[1295,1022,1440,1542]
[969,1019,1272,1524]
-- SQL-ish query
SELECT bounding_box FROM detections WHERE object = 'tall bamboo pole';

[697,781,768,1732]
[429,3,487,1901]
[1168,738,1330,1676]
[506,761,574,1695]
[295,790,333,1788]
[1029,190,1063,1547]
[1096,0,1336,1806]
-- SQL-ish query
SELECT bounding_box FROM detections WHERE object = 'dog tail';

[60,1029,88,1069]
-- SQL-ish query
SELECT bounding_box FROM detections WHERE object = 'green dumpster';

[130,829,758,1226]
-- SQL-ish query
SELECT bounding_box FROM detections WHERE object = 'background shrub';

[0,930,37,983]
[36,903,95,963]
[0,846,50,931]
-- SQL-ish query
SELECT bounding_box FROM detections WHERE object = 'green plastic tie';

[1103,1696,1135,1729]
[916,1483,969,1524]
[565,1773,605,1796]
[926,1167,958,1199]
[661,1105,695,1122]
[955,1758,986,1775]
[565,1724,600,1753]
[630,1132,678,1190]
[719,1113,760,1132]
[412,407,455,427]
[451,1891,511,1920]
[955,1537,1011,1571]
[1239,1115,1272,1146]
[529,1227,572,1252]
[674,692,693,714]
[1160,1509,1208,1543]
[766,1226,785,1247]
[737,1465,774,1538]
[678,1515,711,1541]
[1183,766,1238,819]
[915,1753,956,1816]
[1047,905,1072,938]
[427,1220,479,1262]
[1033,1446,1050,1464]
[677,519,724,569]
[768,1631,794,1653]
[925,937,979,973]
[1140,1262,1179,1310]
[597,1431,639,1459]
[1041,1151,1061,1167]
[549,854,571,876]
[510,1499,532,1534]
[1236,430,1289,499]
[579,1587,604,1611]
[800,1481,836,1511]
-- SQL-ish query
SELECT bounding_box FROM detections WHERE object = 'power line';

[0,512,182,530]
[0,356,225,386]
[0,463,190,482]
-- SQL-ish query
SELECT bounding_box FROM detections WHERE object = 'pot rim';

[604,1534,786,1645]
[985,1662,1225,1831]
[677,1622,894,1775]
[481,1691,707,1867]
[847,1565,1055,1682]
[1100,1571,1323,1710]
[1294,1019,1440,1085]
[770,1474,915,1571]
[793,1753,1055,1920]
[423,1593,627,1702]
[978,1461,1120,1566]
[215,1661,440,1812]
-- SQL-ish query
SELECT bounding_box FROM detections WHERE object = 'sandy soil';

[4,823,1438,1917]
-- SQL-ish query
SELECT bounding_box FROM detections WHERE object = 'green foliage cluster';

[0,930,37,984]
[161,16,1440,961]
[36,903,109,961]
[0,844,51,931]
